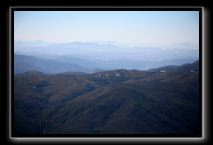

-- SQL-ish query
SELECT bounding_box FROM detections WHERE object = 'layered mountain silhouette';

[14,41,198,72]
[14,60,200,136]
[14,54,90,74]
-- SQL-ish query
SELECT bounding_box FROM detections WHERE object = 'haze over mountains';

[14,41,199,74]
[13,40,200,136]
[13,11,200,136]
[14,60,200,135]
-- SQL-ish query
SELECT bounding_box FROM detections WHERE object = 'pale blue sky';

[14,11,199,48]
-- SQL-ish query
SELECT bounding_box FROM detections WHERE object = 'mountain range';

[14,52,198,74]
[14,60,201,135]
[14,41,198,72]
[14,54,90,74]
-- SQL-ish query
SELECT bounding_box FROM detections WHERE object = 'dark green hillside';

[14,60,200,135]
